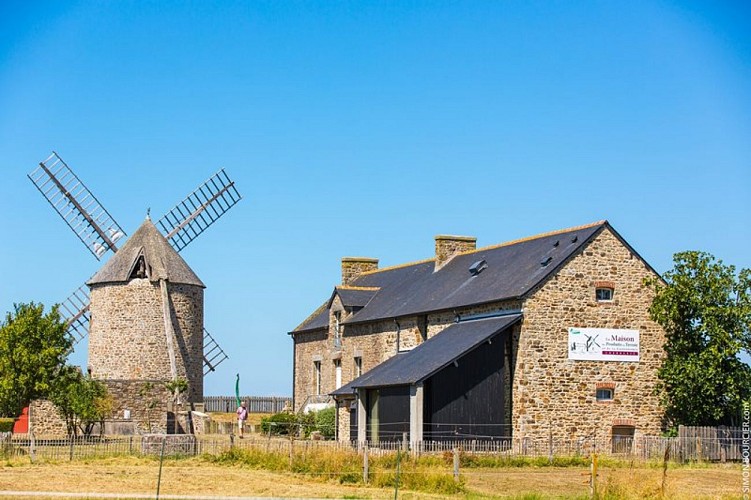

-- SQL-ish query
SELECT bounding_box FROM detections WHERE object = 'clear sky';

[1,1,749,397]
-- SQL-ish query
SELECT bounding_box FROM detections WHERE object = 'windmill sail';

[203,327,229,375]
[28,152,127,260]
[156,169,241,252]
[59,285,91,343]
[29,153,238,374]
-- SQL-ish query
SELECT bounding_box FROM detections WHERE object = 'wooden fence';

[203,395,291,413]
[677,425,744,461]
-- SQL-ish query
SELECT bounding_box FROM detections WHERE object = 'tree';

[646,251,751,429]
[50,370,113,437]
[0,303,71,417]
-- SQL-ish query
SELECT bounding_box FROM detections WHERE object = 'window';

[334,359,342,389]
[354,356,362,378]
[314,361,322,395]
[333,312,342,349]
[596,388,614,401]
[596,287,614,302]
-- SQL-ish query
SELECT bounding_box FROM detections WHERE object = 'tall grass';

[205,446,465,495]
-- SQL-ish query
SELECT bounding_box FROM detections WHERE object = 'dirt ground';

[0,457,742,499]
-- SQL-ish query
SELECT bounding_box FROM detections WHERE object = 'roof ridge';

[458,220,608,257]
[336,286,380,291]
[359,257,435,276]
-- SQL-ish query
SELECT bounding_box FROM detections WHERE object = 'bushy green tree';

[646,251,751,429]
[0,303,71,417]
[50,370,112,437]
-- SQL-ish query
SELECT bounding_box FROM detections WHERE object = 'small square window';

[596,288,614,302]
[596,388,614,401]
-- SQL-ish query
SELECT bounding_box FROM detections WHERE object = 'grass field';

[0,453,742,499]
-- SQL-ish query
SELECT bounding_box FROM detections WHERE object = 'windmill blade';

[156,169,241,252]
[28,152,127,260]
[203,327,229,375]
[59,284,91,343]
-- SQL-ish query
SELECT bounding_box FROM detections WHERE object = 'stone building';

[86,217,205,433]
[289,221,665,444]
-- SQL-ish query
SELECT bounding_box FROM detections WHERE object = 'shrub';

[0,418,14,432]
[260,411,298,435]
[314,407,335,439]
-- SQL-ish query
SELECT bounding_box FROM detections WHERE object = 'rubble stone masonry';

[515,227,665,442]
[89,278,204,403]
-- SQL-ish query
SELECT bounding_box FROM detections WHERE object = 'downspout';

[394,320,401,354]
[291,332,297,411]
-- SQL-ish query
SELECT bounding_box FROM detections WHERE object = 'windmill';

[28,151,241,380]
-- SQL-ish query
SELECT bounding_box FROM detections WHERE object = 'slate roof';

[87,218,204,287]
[290,221,633,334]
[331,313,521,394]
[343,222,606,324]
[293,302,329,332]
[330,287,379,308]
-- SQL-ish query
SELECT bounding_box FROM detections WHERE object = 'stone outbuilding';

[289,221,665,445]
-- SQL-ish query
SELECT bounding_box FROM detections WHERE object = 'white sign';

[568,328,640,362]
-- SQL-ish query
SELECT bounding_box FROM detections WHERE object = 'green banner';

[235,373,241,407]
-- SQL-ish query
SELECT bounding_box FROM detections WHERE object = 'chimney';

[341,257,379,285]
[435,235,476,270]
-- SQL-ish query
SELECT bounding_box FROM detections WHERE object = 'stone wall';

[89,278,204,403]
[514,227,665,442]
[28,399,68,437]
[103,379,172,434]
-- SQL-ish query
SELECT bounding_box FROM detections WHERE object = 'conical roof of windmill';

[87,218,205,287]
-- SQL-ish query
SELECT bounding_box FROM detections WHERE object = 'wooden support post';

[29,431,36,464]
[363,444,369,484]
[548,424,553,464]
[453,447,460,482]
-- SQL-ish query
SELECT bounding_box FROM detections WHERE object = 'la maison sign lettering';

[568,328,640,362]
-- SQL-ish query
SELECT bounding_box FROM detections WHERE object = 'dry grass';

[0,455,742,499]
[209,412,271,427]
[464,464,741,499]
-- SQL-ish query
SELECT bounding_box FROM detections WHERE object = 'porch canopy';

[332,313,522,395]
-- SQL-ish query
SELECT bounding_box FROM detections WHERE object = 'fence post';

[453,447,460,482]
[29,430,36,464]
[548,425,553,464]
[129,436,133,455]
[589,453,598,499]
[363,443,369,484]
[402,432,408,452]
[69,436,74,461]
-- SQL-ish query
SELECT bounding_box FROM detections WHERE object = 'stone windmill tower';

[28,152,241,433]
[86,217,205,425]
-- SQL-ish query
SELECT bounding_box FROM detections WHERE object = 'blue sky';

[1,1,749,396]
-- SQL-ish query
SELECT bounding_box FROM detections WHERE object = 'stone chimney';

[435,235,476,270]
[341,257,379,285]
